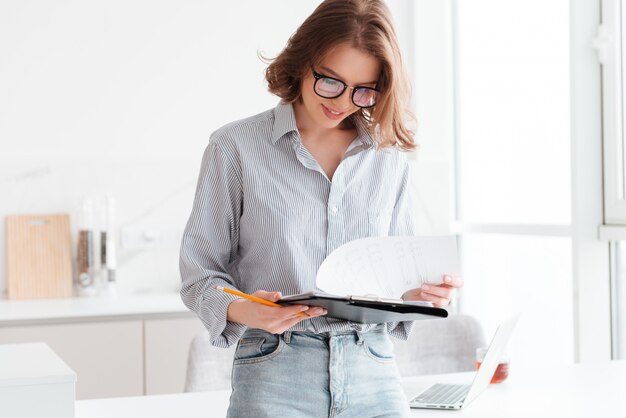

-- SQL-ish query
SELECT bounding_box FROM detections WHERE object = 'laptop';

[408,314,520,410]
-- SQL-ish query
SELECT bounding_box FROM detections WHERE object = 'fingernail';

[275,292,282,299]
[422,285,429,291]
[444,276,452,283]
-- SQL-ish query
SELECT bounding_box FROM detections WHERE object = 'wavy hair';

[262,0,416,151]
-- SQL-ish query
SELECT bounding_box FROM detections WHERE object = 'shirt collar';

[271,102,299,144]
[271,101,376,149]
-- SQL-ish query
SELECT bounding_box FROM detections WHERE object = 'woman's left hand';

[401,275,463,308]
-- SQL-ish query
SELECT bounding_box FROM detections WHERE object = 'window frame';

[602,0,626,224]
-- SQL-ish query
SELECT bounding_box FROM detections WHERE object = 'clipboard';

[277,291,448,323]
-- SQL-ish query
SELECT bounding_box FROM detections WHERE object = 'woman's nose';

[331,89,354,111]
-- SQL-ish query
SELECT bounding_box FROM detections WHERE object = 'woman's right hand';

[226,290,327,334]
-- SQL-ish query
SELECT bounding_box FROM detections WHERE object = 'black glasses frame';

[311,69,379,109]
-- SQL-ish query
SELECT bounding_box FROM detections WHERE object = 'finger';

[253,290,283,301]
[281,306,327,321]
[293,306,327,319]
[441,275,463,288]
[278,304,311,318]
[254,304,308,322]
[401,288,425,301]
[421,284,453,300]
[419,291,450,308]
[280,308,326,329]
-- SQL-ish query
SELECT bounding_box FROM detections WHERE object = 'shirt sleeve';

[387,156,417,340]
[179,138,247,348]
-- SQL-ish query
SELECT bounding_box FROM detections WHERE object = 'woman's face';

[298,43,381,130]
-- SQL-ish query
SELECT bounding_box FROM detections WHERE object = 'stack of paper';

[316,235,459,298]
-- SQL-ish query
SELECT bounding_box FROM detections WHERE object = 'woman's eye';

[321,78,343,93]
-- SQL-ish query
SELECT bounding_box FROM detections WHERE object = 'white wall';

[0,0,311,295]
[0,0,451,296]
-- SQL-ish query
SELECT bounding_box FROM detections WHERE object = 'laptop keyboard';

[411,383,471,406]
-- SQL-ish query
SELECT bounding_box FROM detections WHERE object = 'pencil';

[214,285,307,317]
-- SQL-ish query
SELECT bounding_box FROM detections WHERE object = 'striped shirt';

[179,102,417,348]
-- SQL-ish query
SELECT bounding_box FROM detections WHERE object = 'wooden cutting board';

[6,214,73,299]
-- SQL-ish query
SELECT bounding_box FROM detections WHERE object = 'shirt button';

[331,206,338,214]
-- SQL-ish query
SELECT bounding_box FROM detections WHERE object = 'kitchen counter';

[0,291,194,326]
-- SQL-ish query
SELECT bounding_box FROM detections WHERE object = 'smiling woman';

[263,0,415,152]
[178,0,462,416]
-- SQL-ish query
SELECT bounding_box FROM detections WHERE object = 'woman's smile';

[321,104,346,120]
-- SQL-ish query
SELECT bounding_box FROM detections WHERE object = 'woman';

[180,0,463,416]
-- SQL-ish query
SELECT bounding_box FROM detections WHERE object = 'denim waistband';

[242,324,387,345]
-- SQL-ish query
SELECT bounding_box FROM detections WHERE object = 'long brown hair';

[263,0,416,151]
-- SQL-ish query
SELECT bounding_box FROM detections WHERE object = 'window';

[454,0,575,367]
[415,0,609,363]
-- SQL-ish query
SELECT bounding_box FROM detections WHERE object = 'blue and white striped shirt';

[180,102,416,347]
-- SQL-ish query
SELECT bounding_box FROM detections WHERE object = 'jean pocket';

[362,332,395,364]
[233,335,284,365]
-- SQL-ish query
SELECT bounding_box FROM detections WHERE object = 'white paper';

[315,236,459,299]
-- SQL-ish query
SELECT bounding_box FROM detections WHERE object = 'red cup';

[475,347,509,384]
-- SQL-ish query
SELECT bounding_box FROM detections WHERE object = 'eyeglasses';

[311,69,379,108]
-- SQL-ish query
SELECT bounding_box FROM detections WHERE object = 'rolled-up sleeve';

[180,137,247,348]
[387,157,417,340]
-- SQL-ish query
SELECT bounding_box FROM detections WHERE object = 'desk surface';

[76,360,626,418]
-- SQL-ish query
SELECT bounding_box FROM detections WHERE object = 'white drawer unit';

[0,342,76,418]
[0,293,206,400]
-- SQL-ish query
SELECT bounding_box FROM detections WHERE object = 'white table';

[76,360,626,418]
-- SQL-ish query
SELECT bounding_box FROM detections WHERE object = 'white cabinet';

[0,343,77,418]
[0,321,143,399]
[0,293,207,400]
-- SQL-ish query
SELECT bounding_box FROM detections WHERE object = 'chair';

[184,332,237,392]
[184,314,485,392]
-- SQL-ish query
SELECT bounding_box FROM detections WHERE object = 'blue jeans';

[227,326,411,418]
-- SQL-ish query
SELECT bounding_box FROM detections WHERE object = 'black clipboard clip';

[349,294,405,305]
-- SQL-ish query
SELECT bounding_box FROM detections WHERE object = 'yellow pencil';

[214,285,307,317]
